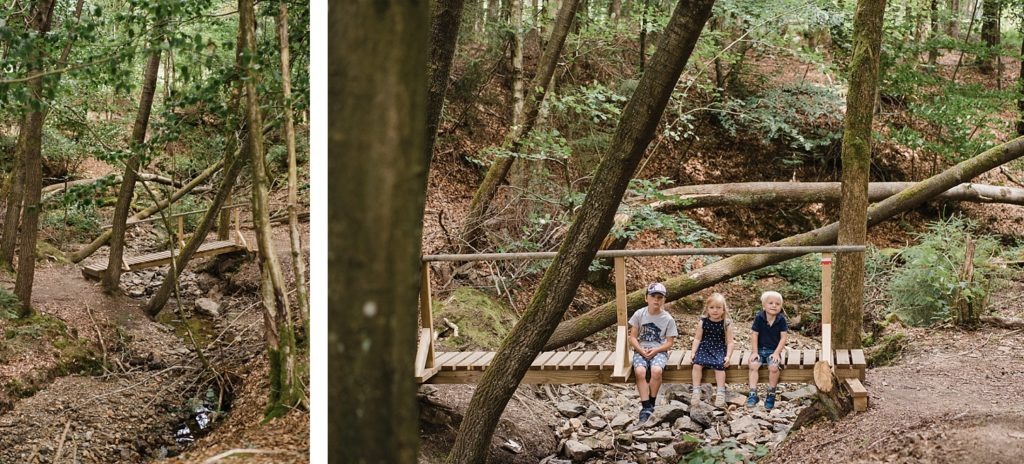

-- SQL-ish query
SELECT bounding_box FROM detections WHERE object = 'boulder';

[585,416,608,430]
[781,385,817,402]
[562,440,595,461]
[610,414,633,429]
[194,298,221,317]
[673,416,703,433]
[689,400,715,427]
[657,444,677,460]
[729,415,759,435]
[648,403,688,425]
[556,401,586,418]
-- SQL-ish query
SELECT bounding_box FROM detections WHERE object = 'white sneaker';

[714,394,726,408]
[690,391,701,405]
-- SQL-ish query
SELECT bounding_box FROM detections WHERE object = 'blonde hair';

[760,291,783,305]
[702,292,730,323]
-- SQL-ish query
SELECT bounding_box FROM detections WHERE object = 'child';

[628,282,678,423]
[746,291,789,410]
[690,293,734,408]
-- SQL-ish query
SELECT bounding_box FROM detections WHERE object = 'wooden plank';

[666,351,684,370]
[844,378,869,412]
[456,352,488,370]
[414,333,433,381]
[611,326,630,380]
[472,352,495,370]
[574,351,597,370]
[443,352,475,371]
[429,364,828,384]
[614,258,627,327]
[434,352,459,366]
[802,349,817,368]
[729,350,742,368]
[558,351,583,370]
[587,351,611,370]
[531,351,555,369]
[739,350,751,366]
[83,241,244,279]
[544,352,569,370]
[681,350,693,367]
[835,349,851,368]
[786,348,801,368]
[601,351,616,369]
[822,324,833,366]
[850,349,867,368]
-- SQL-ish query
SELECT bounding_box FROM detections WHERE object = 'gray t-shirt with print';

[629,307,679,350]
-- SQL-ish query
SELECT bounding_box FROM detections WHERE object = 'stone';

[673,416,703,433]
[556,401,586,418]
[689,400,715,427]
[615,433,634,446]
[726,391,748,407]
[704,426,721,441]
[635,430,673,443]
[586,416,608,430]
[729,415,759,435]
[194,298,221,317]
[648,403,688,426]
[562,440,595,461]
[568,418,583,430]
[674,438,699,455]
[501,439,522,454]
[781,385,817,402]
[582,436,612,451]
[657,444,677,460]
[610,414,633,429]
[772,422,790,434]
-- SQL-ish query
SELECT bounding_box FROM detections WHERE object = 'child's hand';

[644,349,656,359]
[770,353,780,365]
[723,357,730,368]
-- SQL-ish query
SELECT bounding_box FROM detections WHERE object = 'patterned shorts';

[632,351,669,370]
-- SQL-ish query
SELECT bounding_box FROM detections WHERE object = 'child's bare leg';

[691,364,703,389]
[768,362,780,388]
[649,366,664,399]
[634,366,650,401]
[747,357,761,391]
[715,369,726,391]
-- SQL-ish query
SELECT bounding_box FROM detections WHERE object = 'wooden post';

[611,257,631,381]
[177,215,185,249]
[415,264,438,382]
[820,253,833,366]
[233,208,249,251]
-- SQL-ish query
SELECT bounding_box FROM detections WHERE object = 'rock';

[781,385,817,402]
[562,440,595,461]
[673,416,703,433]
[615,433,634,446]
[540,457,572,464]
[674,438,699,455]
[689,400,715,427]
[501,439,522,454]
[657,444,677,460]
[635,430,673,443]
[582,436,612,451]
[610,414,633,429]
[648,403,688,425]
[568,418,583,430]
[772,422,790,434]
[556,401,586,418]
[585,416,607,430]
[726,391,748,407]
[729,415,759,435]
[704,426,721,441]
[194,298,221,317]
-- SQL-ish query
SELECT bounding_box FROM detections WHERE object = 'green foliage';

[682,435,770,463]
[0,288,21,320]
[614,177,718,245]
[887,216,1006,327]
[745,254,821,302]
[43,202,102,244]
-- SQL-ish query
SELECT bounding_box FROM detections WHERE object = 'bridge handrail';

[423,245,866,262]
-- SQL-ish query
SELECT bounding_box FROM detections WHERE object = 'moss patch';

[435,288,517,351]
[0,311,103,397]
[865,331,907,368]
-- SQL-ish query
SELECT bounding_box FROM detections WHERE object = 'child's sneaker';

[638,407,653,423]
[690,391,701,405]
[764,392,777,410]
[714,394,726,408]
[745,391,759,407]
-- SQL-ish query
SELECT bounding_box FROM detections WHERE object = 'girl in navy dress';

[690,293,735,407]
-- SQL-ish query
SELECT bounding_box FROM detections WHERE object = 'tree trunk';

[608,0,622,22]
[790,361,852,431]
[510,0,525,127]
[331,0,429,462]
[978,0,1001,74]
[446,1,715,461]
[947,0,960,37]
[218,26,246,240]
[544,135,1024,349]
[928,0,939,66]
[12,0,57,315]
[238,0,303,420]
[104,43,163,293]
[458,0,581,253]
[834,0,886,350]
[1018,33,1024,136]
[276,1,309,330]
[426,0,467,164]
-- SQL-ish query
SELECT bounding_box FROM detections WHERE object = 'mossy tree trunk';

[12,0,57,315]
[458,0,581,253]
[446,1,716,461]
[426,0,467,164]
[330,0,429,462]
[104,41,164,293]
[238,0,302,419]
[834,0,886,350]
[544,135,1024,349]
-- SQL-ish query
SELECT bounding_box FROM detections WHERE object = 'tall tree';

[833,0,887,349]
[426,0,467,163]
[331,0,429,462]
[277,0,309,329]
[510,0,525,127]
[12,0,57,314]
[458,0,581,253]
[947,0,961,37]
[238,0,303,418]
[978,0,1002,74]
[103,40,164,293]
[446,0,716,461]
[929,0,940,66]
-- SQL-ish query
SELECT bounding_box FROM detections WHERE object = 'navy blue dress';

[693,318,728,371]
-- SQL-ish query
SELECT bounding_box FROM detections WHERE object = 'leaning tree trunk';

[331,0,429,462]
[104,42,164,293]
[12,0,57,315]
[277,1,309,329]
[834,0,886,350]
[544,135,1024,349]
[238,0,302,419]
[458,0,581,254]
[446,1,716,461]
[426,0,467,163]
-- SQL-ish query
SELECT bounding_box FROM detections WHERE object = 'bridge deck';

[81,240,245,279]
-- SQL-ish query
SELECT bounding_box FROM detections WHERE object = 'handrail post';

[820,253,833,366]
[611,257,631,381]
[177,215,185,249]
[415,264,438,382]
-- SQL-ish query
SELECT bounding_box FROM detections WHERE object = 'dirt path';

[766,324,1024,463]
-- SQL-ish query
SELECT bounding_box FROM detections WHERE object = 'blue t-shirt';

[751,310,788,352]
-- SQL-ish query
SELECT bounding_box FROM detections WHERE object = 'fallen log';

[980,315,1024,329]
[545,136,1024,349]
[41,173,211,202]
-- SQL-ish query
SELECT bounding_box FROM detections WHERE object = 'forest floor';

[0,223,309,463]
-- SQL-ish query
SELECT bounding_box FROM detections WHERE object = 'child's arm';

[655,336,675,355]
[723,322,735,368]
[749,331,759,355]
[690,320,702,357]
[629,325,642,354]
[771,331,789,363]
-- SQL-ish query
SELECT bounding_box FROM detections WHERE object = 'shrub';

[887,216,1005,327]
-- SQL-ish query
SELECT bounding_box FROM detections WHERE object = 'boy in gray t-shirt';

[628,282,678,423]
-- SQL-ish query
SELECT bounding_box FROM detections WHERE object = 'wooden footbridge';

[82,204,249,279]
[416,246,869,411]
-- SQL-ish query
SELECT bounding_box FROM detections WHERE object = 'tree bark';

[978,0,1001,74]
[218,25,246,240]
[12,0,57,315]
[1019,33,1024,136]
[426,0,467,164]
[834,0,886,350]
[238,0,302,419]
[928,0,939,66]
[947,0,960,38]
[104,40,164,293]
[331,0,429,462]
[544,135,1024,350]
[608,0,622,22]
[446,1,716,461]
[40,173,209,202]
[510,0,525,127]
[69,159,225,263]
[458,0,581,253]
[277,1,309,330]
[790,361,852,431]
